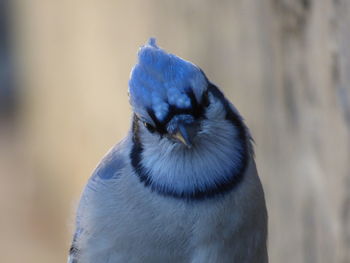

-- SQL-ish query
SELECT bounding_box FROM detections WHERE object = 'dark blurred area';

[0,1,349,263]
[0,0,17,121]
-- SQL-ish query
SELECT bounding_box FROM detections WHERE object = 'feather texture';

[68,39,268,263]
[129,38,207,123]
[130,85,250,199]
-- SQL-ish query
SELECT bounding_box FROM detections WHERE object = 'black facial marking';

[130,82,250,201]
[143,122,156,133]
[186,89,198,111]
[143,88,210,135]
[201,89,210,108]
[131,116,153,187]
[146,108,168,134]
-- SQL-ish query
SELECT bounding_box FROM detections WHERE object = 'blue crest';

[128,38,207,123]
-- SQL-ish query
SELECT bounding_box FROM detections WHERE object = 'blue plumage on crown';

[129,38,207,122]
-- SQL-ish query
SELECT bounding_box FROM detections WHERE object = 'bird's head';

[128,38,250,199]
[129,38,210,147]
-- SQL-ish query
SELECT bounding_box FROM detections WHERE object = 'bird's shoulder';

[75,137,131,220]
[86,137,130,191]
[69,137,131,262]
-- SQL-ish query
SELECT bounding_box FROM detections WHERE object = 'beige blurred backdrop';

[0,0,349,262]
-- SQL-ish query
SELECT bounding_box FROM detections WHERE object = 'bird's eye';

[143,122,156,133]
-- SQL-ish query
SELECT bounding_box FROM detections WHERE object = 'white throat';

[135,96,249,198]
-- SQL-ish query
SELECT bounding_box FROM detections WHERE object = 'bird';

[68,38,268,263]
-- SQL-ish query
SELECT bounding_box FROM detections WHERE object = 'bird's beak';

[172,123,197,147]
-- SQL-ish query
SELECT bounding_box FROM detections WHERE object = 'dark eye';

[143,122,156,133]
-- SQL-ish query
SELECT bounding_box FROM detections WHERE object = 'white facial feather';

[139,94,247,195]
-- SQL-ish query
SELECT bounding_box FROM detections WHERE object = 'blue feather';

[129,38,207,122]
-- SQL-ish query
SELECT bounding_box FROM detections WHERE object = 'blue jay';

[68,38,268,263]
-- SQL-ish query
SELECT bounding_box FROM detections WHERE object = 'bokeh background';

[1,0,349,262]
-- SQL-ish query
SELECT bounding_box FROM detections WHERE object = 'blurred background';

[0,0,349,262]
